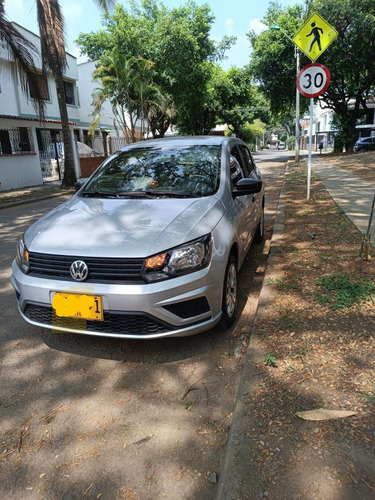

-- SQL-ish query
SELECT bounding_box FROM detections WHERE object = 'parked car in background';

[277,141,286,150]
[11,136,265,340]
[354,136,375,152]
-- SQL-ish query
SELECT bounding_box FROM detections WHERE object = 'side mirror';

[233,178,262,197]
[74,181,83,192]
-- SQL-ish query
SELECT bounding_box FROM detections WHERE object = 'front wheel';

[218,254,238,330]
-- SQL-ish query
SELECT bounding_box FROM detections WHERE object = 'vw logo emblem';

[70,260,89,281]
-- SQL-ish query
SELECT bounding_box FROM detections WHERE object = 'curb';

[0,191,74,210]
[215,164,287,499]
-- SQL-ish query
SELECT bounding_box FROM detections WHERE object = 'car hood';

[25,195,225,257]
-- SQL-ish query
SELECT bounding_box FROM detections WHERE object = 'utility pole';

[270,25,301,163]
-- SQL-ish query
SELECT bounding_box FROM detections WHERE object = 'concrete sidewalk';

[311,162,375,246]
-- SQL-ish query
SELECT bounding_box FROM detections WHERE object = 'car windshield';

[82,144,221,198]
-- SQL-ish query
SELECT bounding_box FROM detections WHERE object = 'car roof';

[115,135,245,152]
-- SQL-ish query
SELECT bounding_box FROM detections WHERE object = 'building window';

[29,73,49,101]
[0,127,34,155]
[63,81,76,105]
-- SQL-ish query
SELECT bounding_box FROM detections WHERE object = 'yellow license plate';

[52,293,103,321]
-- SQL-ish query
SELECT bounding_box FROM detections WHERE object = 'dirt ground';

[224,151,375,499]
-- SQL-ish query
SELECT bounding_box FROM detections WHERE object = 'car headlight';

[142,234,213,283]
[16,237,30,273]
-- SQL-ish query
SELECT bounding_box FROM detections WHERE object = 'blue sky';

[5,0,296,69]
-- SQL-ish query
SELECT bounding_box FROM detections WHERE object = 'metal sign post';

[296,63,330,199]
[307,98,314,200]
[292,12,338,199]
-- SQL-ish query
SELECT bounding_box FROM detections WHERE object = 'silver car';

[11,136,264,339]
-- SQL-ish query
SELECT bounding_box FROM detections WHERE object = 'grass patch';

[315,274,375,310]
[276,304,295,330]
[359,380,375,404]
[267,277,302,293]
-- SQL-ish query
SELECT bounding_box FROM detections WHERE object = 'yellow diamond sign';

[293,12,338,61]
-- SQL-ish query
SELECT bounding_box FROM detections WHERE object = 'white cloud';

[248,18,268,35]
[226,18,234,36]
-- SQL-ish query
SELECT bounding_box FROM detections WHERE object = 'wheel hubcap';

[226,263,237,318]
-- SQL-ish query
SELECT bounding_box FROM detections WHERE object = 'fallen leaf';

[295,408,357,421]
[132,434,154,445]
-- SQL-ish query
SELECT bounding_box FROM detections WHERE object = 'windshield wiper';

[81,190,119,198]
[115,190,196,199]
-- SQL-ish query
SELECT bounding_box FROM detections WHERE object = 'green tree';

[76,0,235,135]
[249,0,375,152]
[239,118,267,149]
[311,0,375,151]
[248,3,306,117]
[91,53,170,141]
[219,66,269,139]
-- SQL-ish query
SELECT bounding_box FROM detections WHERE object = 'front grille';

[24,304,172,336]
[28,252,144,283]
[163,297,210,319]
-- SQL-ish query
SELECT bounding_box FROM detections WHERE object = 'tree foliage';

[218,66,268,139]
[248,3,306,117]
[249,0,375,152]
[311,0,375,150]
[76,0,237,135]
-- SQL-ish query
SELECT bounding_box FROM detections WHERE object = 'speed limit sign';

[296,63,330,98]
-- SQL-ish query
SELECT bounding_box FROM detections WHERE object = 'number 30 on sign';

[296,63,330,98]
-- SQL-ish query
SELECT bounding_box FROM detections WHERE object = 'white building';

[0,23,137,191]
[0,23,83,189]
[300,102,336,150]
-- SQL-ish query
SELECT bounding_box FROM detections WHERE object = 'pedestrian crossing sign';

[293,12,338,61]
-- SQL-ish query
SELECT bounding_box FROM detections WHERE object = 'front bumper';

[11,260,223,339]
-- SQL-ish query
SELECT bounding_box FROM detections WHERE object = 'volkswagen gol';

[11,136,264,339]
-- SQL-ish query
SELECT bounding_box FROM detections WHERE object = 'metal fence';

[38,131,64,182]
[0,127,34,155]
[91,136,128,156]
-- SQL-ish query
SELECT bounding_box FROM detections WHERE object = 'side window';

[238,145,255,176]
[229,155,243,189]
[230,146,243,170]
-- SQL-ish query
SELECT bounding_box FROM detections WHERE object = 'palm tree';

[0,0,45,118]
[36,0,113,188]
[91,54,173,142]
[1,0,113,188]
[91,54,140,143]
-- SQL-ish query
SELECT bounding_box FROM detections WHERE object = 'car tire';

[218,254,238,330]
[253,204,265,243]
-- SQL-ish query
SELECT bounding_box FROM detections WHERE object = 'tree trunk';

[54,72,77,188]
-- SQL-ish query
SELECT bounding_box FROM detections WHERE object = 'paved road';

[0,152,286,500]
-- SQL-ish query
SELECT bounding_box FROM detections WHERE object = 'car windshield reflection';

[82,145,221,198]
